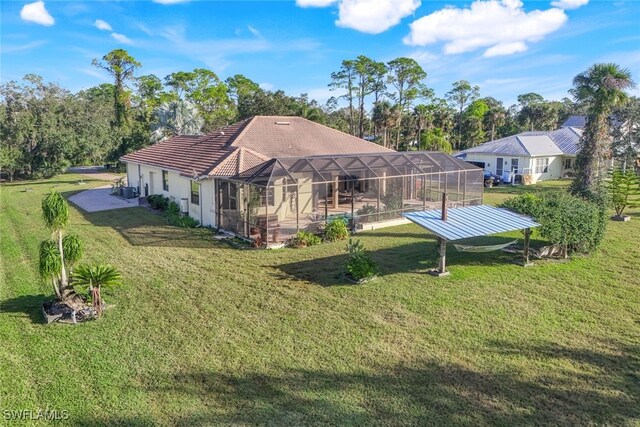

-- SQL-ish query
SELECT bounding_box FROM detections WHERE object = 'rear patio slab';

[69,186,139,212]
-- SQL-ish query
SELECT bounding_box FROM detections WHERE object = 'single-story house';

[456,125,583,184]
[121,116,483,247]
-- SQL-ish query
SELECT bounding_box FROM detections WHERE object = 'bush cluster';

[324,218,349,242]
[290,230,322,248]
[145,195,199,228]
[147,194,169,210]
[345,239,377,281]
[500,192,607,254]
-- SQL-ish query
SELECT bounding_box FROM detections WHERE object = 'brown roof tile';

[121,116,393,177]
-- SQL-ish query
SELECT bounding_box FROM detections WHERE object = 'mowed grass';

[1,175,639,426]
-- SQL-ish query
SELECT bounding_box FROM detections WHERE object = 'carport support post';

[522,227,533,267]
[429,237,450,277]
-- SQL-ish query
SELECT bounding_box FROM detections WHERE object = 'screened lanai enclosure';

[214,152,484,247]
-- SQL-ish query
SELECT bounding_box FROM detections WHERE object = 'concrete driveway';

[69,185,139,213]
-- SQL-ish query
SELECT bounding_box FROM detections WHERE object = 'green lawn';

[1,175,639,426]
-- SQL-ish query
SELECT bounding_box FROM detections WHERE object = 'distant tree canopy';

[1,49,636,181]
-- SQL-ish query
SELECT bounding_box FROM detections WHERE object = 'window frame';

[162,170,169,192]
[190,180,200,206]
[535,157,549,174]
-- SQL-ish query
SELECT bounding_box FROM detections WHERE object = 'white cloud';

[152,0,190,4]
[336,0,421,34]
[20,1,54,26]
[404,0,567,57]
[484,41,528,57]
[295,0,420,34]
[550,0,588,10]
[94,19,112,31]
[259,82,274,91]
[296,0,338,7]
[247,25,261,38]
[111,33,133,45]
[0,40,48,54]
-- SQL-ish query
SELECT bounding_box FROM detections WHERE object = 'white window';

[535,158,549,174]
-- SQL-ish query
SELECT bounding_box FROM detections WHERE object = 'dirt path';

[67,166,124,182]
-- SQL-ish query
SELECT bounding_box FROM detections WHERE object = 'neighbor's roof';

[120,116,394,177]
[561,115,586,128]
[458,127,582,158]
[403,205,540,241]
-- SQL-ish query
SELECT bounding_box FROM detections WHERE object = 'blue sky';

[1,0,639,106]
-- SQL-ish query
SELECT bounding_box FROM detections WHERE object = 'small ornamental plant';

[607,168,639,220]
[324,217,349,242]
[344,239,377,282]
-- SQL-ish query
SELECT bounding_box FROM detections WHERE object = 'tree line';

[1,49,638,182]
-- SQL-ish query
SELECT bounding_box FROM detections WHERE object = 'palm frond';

[41,191,69,231]
[72,264,123,289]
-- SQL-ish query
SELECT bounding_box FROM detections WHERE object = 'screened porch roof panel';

[230,151,481,186]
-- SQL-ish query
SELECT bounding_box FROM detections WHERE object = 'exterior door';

[511,158,519,173]
[496,158,504,176]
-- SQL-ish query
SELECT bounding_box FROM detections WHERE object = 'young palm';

[39,241,62,299]
[570,63,636,198]
[41,191,71,299]
[72,264,123,316]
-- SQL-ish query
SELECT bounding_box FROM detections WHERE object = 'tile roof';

[121,116,393,177]
[458,127,582,157]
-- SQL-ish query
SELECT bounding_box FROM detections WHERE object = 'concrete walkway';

[67,166,124,182]
[69,185,139,213]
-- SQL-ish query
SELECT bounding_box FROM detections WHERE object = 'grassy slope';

[0,176,638,426]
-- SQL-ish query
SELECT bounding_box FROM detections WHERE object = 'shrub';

[163,201,200,228]
[166,201,180,216]
[345,239,377,281]
[290,230,322,248]
[606,168,640,217]
[147,194,169,211]
[324,217,349,242]
[501,191,607,254]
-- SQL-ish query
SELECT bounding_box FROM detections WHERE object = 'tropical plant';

[41,191,72,299]
[570,63,636,199]
[62,234,84,270]
[345,239,377,281]
[72,264,123,316]
[290,230,322,248]
[607,168,640,218]
[324,218,349,242]
[151,100,204,142]
[39,240,62,299]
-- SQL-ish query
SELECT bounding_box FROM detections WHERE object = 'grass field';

[1,175,639,426]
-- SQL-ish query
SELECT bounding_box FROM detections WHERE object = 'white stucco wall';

[461,153,573,184]
[124,162,216,227]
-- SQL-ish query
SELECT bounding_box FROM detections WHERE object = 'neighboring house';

[456,125,583,184]
[121,116,483,246]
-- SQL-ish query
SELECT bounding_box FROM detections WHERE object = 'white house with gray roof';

[456,125,583,184]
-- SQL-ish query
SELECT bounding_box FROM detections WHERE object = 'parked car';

[484,171,502,187]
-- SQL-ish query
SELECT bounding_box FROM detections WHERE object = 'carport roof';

[403,205,539,241]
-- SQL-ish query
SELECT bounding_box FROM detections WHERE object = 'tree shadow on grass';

[70,339,640,426]
[73,207,223,249]
[276,237,541,286]
[0,294,48,323]
[2,178,104,188]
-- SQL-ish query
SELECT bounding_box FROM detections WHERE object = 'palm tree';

[72,264,123,316]
[42,191,71,299]
[39,240,62,299]
[151,100,204,143]
[570,63,636,198]
[372,101,397,148]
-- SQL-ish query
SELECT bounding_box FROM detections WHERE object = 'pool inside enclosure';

[214,151,484,247]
